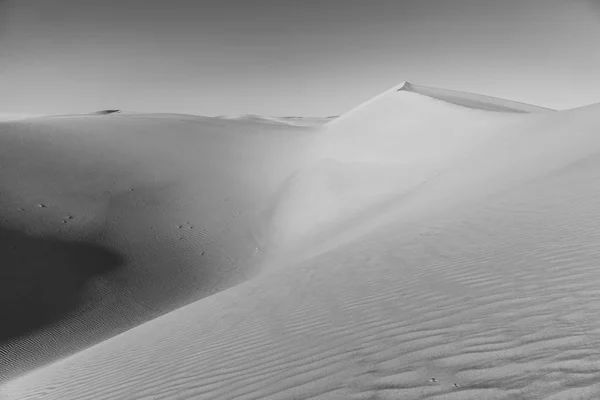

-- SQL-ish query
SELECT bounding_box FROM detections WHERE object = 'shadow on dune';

[0,225,125,342]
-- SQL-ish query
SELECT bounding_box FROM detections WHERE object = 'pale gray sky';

[1,0,599,116]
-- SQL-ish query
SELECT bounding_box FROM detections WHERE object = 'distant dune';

[2,83,600,400]
[215,114,336,127]
[0,113,43,121]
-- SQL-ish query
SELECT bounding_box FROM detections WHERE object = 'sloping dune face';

[4,85,600,400]
[264,82,553,262]
[0,114,317,380]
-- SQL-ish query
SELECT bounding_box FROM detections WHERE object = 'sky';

[1,0,600,117]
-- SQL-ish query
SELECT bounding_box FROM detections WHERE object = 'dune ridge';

[398,81,555,113]
[3,83,600,399]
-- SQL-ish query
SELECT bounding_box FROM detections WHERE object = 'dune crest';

[398,81,555,113]
[264,82,549,262]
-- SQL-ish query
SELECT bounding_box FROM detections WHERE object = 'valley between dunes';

[2,82,600,399]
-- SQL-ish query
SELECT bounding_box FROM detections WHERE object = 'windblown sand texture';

[2,83,600,399]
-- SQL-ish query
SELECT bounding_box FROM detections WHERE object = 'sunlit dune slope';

[265,81,554,262]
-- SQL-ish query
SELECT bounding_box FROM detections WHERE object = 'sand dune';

[264,82,555,262]
[3,84,600,399]
[0,113,317,380]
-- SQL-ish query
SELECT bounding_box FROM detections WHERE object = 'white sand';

[2,84,600,399]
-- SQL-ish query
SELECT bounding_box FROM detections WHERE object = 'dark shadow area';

[94,109,121,115]
[0,225,125,342]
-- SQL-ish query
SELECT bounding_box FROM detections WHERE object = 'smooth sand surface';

[2,83,600,399]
